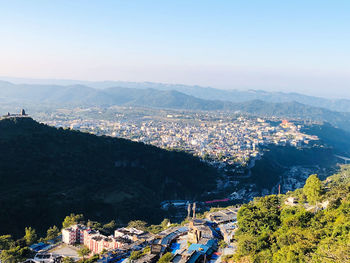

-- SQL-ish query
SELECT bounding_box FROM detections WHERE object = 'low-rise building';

[114,227,145,241]
[284,197,298,206]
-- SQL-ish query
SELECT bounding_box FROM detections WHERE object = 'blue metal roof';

[170,242,181,254]
[188,240,216,256]
[187,252,202,263]
[188,243,208,253]
[29,242,51,252]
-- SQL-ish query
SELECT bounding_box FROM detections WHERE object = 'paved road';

[49,244,80,260]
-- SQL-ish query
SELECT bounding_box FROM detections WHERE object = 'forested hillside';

[0,117,217,237]
[302,123,350,156]
[224,166,350,263]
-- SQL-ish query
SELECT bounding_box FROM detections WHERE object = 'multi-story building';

[83,230,128,254]
[62,224,87,245]
[62,224,130,254]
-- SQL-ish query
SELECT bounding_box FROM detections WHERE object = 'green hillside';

[302,123,350,156]
[247,144,336,190]
[225,166,350,263]
[0,117,217,237]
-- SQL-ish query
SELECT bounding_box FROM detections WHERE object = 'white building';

[62,224,87,245]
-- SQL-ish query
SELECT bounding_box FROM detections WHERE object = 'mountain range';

[2,77,350,112]
[1,80,350,131]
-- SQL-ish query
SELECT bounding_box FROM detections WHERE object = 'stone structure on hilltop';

[2,109,28,119]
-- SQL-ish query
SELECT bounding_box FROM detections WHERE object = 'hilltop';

[0,117,217,237]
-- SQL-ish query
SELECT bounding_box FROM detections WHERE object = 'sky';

[0,0,349,98]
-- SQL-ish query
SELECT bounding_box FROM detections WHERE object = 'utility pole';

[187,203,191,219]
[192,202,196,219]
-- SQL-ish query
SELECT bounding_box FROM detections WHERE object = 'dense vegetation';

[0,117,217,237]
[302,123,350,156]
[224,166,350,263]
[247,144,336,190]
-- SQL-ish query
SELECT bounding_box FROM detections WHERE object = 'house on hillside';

[284,197,298,206]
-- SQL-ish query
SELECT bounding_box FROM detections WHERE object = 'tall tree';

[87,220,102,230]
[62,257,75,263]
[78,246,90,260]
[102,220,116,234]
[24,227,37,245]
[0,246,27,263]
[62,214,84,228]
[127,220,148,231]
[0,235,14,250]
[303,174,323,205]
[158,252,173,263]
[46,225,60,240]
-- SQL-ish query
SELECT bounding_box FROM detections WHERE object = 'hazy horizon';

[1,1,349,99]
[1,75,350,100]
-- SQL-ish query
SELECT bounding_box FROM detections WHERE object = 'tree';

[157,252,173,263]
[0,246,30,263]
[143,246,151,254]
[102,220,116,234]
[129,250,143,260]
[62,214,84,228]
[0,235,14,250]
[237,195,280,236]
[46,225,60,240]
[78,246,90,260]
[303,174,323,205]
[87,220,102,230]
[24,227,37,245]
[219,240,228,249]
[160,219,171,229]
[127,220,147,231]
[79,254,99,263]
[62,257,75,263]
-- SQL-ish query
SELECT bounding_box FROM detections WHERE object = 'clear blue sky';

[0,0,349,98]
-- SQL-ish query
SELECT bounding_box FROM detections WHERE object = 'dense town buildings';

[41,108,318,167]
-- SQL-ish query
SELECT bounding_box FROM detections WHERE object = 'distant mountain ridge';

[1,80,350,131]
[103,82,350,113]
[2,78,350,112]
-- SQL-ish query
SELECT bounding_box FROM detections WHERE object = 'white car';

[33,253,60,263]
